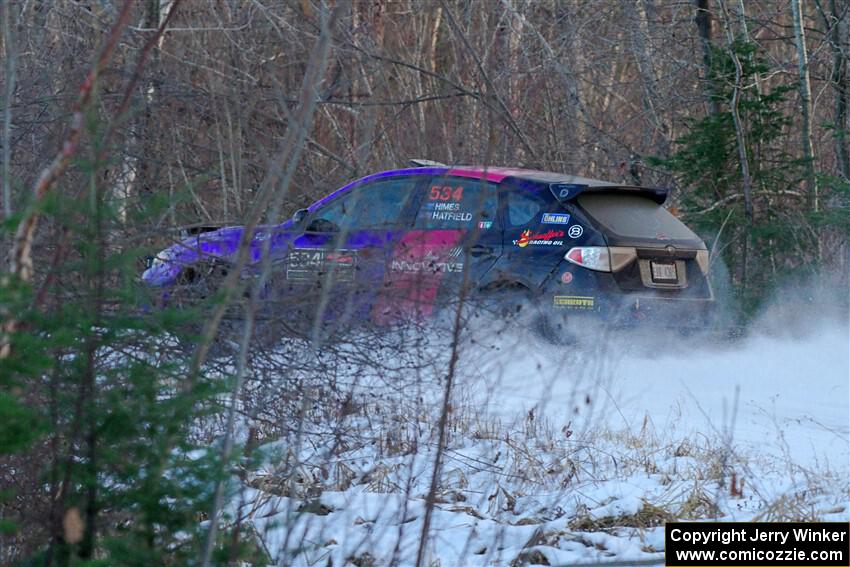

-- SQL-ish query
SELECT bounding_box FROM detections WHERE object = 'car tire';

[531,310,577,345]
[475,280,529,317]
[475,282,577,344]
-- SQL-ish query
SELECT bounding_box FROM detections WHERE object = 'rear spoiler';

[549,183,669,205]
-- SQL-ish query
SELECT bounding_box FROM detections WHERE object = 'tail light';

[564,246,637,272]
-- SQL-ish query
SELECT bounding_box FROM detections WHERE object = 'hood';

[142,221,295,286]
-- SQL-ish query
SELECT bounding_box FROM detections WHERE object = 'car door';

[375,175,502,321]
[498,186,572,290]
[277,176,422,328]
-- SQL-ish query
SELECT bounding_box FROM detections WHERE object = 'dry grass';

[568,500,676,531]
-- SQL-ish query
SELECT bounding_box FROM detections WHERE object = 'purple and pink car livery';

[143,164,714,328]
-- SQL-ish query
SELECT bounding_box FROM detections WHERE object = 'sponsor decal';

[541,212,571,225]
[513,229,565,248]
[553,295,594,309]
[426,202,460,211]
[550,183,584,199]
[448,246,464,258]
[429,185,464,202]
[430,210,473,222]
[376,229,465,323]
[286,248,357,281]
[560,271,573,284]
[422,200,474,222]
[567,225,583,238]
[516,230,531,247]
[391,249,464,274]
[478,220,493,229]
[287,249,323,279]
[324,251,356,265]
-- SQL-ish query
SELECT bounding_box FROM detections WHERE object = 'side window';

[355,179,416,227]
[415,178,499,230]
[313,197,350,229]
[313,177,417,230]
[507,191,544,226]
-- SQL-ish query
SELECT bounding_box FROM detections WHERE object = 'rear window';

[577,193,697,240]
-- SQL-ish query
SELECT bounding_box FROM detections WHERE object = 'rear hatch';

[576,193,712,298]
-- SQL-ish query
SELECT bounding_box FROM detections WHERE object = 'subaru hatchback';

[142,165,714,332]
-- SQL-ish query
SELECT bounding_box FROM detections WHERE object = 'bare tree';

[717,0,753,224]
[696,0,721,116]
[1,0,16,219]
[791,0,820,213]
[815,0,850,180]
[624,0,672,159]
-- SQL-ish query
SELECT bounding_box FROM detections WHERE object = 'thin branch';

[686,189,805,216]
[101,0,183,153]
[440,0,537,159]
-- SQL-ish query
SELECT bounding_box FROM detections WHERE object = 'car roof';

[354,166,620,188]
[309,166,662,212]
[444,166,617,186]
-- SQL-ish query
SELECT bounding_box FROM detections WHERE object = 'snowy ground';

[471,319,849,480]
[211,303,849,566]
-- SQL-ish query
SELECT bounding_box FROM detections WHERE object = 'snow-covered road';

[468,320,849,475]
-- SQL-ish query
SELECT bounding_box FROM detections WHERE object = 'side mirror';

[292,208,309,225]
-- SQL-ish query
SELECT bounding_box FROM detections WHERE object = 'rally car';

[142,162,714,335]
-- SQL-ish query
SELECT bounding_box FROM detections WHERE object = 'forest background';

[0,0,848,564]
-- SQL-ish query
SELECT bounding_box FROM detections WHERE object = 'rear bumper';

[542,266,715,327]
[609,294,715,326]
[546,293,715,329]
[538,243,715,326]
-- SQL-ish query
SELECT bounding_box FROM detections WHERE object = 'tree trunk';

[825,0,850,179]
[718,0,754,294]
[718,0,753,223]
[624,0,671,159]
[791,0,819,212]
[2,0,17,219]
[695,0,721,116]
[138,0,162,196]
[814,0,850,179]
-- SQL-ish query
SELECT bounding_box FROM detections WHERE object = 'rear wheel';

[532,309,580,345]
[474,280,530,318]
[474,281,577,344]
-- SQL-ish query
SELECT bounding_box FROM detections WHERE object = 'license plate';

[650,261,677,282]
